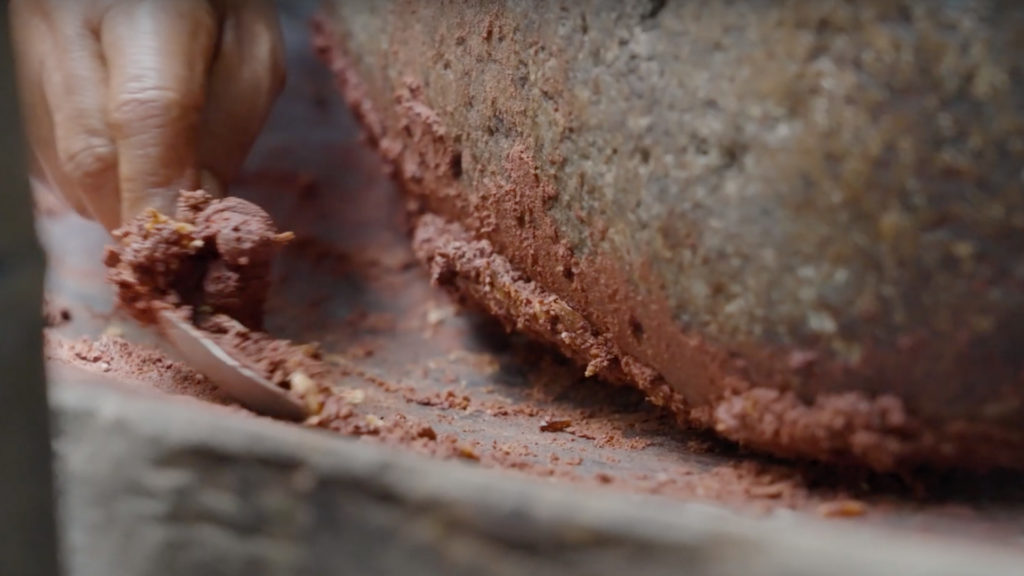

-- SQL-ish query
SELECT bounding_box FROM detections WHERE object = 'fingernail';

[121,187,177,225]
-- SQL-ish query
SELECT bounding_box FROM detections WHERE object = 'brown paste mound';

[104,190,292,329]
[196,312,334,409]
[103,190,334,415]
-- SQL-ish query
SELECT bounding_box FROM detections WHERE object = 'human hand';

[10,0,285,230]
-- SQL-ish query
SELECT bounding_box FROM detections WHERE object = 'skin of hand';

[9,0,286,230]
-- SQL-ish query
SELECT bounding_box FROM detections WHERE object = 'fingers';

[199,0,285,191]
[13,0,282,229]
[45,5,120,229]
[9,0,92,220]
[101,0,218,222]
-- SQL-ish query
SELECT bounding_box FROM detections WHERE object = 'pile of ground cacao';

[104,190,293,329]
[103,190,339,412]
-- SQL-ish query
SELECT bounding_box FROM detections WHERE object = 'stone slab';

[50,367,1024,576]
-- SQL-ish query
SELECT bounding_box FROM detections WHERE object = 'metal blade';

[158,309,309,421]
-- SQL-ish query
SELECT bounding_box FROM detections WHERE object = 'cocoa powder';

[45,333,228,404]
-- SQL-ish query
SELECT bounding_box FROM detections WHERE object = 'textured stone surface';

[318,0,1024,469]
[50,368,1024,576]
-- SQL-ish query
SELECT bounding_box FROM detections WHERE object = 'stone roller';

[314,0,1024,471]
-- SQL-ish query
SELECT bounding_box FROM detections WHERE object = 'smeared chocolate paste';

[104,190,292,330]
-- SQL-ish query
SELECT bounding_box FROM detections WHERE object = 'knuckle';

[110,88,190,128]
[59,137,116,182]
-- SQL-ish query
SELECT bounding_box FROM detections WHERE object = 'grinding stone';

[316,0,1024,471]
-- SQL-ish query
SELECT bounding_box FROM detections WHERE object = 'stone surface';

[317,0,1024,469]
[50,368,1024,576]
